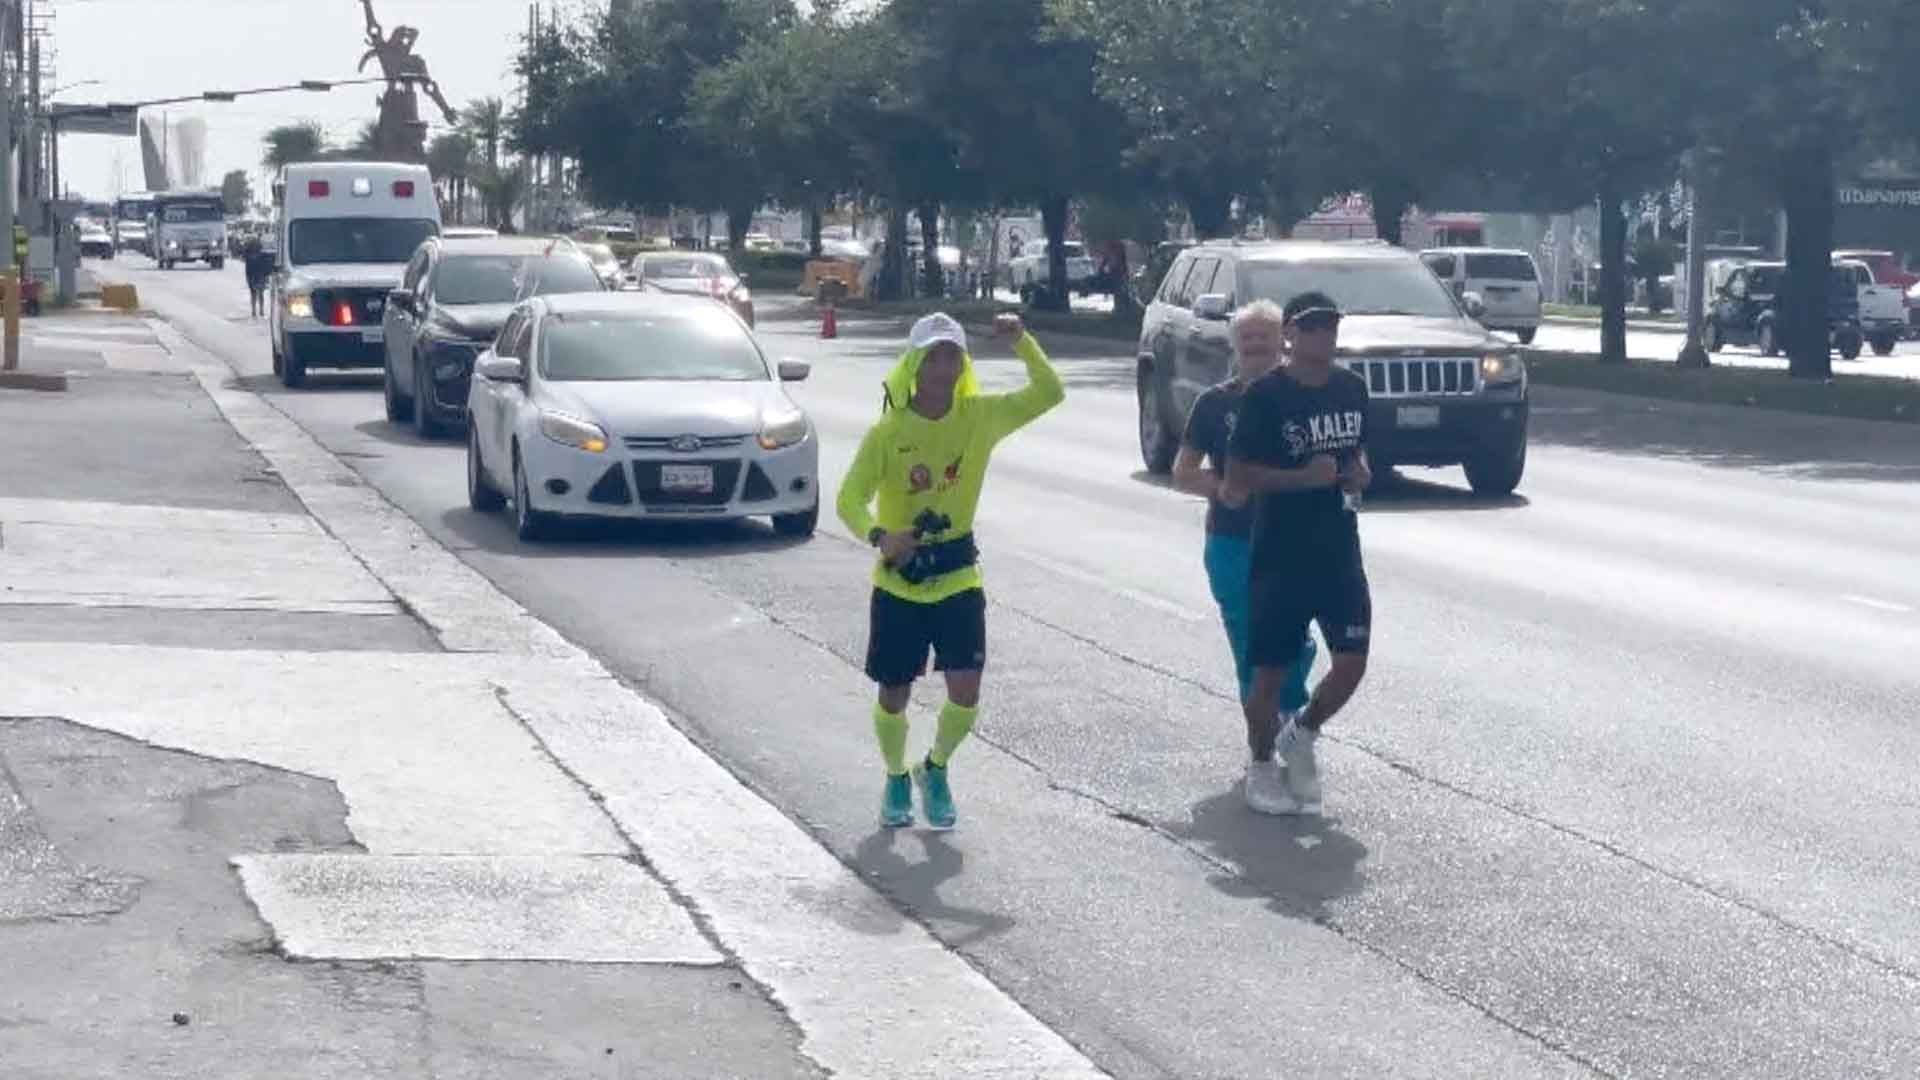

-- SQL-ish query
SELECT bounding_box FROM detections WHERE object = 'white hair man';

[1172,298,1318,813]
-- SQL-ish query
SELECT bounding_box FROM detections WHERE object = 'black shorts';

[865,587,987,686]
[1247,567,1372,664]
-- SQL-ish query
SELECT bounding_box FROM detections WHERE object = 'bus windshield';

[158,201,224,224]
[115,199,155,221]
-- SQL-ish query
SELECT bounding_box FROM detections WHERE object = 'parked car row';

[264,161,815,542]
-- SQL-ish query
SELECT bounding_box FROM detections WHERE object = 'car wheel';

[279,338,306,388]
[413,356,445,438]
[1870,334,1897,357]
[1515,327,1537,345]
[1838,333,1863,361]
[210,257,224,270]
[1703,321,1722,353]
[1464,439,1527,498]
[772,499,819,538]
[468,425,506,513]
[1136,362,1177,474]
[383,360,414,423]
[513,448,551,542]
[1758,321,1779,357]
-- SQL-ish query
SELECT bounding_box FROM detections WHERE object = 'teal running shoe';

[880,773,915,828]
[912,757,957,830]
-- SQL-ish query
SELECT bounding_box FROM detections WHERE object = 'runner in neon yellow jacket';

[837,311,1064,829]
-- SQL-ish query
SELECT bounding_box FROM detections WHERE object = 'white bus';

[268,162,441,388]
[150,190,228,270]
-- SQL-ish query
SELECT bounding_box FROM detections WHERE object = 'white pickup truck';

[1007,240,1097,301]
[1834,259,1906,355]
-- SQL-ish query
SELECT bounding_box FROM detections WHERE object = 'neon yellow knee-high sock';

[873,704,909,775]
[930,701,977,767]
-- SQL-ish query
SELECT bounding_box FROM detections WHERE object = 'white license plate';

[360,328,384,344]
[660,464,714,493]
[1397,405,1441,429]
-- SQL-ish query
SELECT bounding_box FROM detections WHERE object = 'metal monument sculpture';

[358,0,458,162]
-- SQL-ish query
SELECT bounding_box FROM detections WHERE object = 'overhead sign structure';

[48,104,139,137]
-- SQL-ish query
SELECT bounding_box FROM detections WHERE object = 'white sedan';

[465,292,819,541]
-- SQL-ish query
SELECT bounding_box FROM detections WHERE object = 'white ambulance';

[269,162,441,388]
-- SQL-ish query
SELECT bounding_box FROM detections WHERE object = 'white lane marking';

[156,313,1113,1077]
[235,854,719,964]
[1842,594,1914,614]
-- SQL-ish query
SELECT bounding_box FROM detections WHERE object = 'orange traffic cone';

[820,302,838,339]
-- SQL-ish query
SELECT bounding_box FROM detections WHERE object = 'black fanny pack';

[895,533,979,585]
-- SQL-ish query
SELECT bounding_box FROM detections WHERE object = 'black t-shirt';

[1229,365,1369,577]
[1182,380,1254,538]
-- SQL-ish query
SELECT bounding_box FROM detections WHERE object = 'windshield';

[116,200,154,221]
[539,310,768,382]
[159,202,224,224]
[1241,259,1465,319]
[289,217,438,266]
[642,255,730,279]
[435,254,602,304]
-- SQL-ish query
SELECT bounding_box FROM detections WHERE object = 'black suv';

[382,236,604,436]
[1702,261,1863,360]
[1136,240,1530,496]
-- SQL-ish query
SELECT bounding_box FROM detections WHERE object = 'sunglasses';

[1288,310,1342,333]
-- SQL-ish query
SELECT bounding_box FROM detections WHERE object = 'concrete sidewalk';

[0,306,1107,1078]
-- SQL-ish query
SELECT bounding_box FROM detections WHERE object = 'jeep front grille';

[1339,357,1479,397]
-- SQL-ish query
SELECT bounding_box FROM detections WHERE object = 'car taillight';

[335,303,355,326]
[393,180,415,198]
[308,180,330,197]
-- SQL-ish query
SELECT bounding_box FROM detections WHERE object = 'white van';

[1420,247,1543,344]
[269,162,441,388]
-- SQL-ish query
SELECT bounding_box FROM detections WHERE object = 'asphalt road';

[105,256,1920,1079]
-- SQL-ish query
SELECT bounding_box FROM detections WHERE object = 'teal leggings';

[1203,533,1315,711]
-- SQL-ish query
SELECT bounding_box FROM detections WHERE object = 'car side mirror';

[476,354,524,383]
[778,359,811,382]
[1462,291,1488,319]
[1192,293,1232,321]
[388,288,414,313]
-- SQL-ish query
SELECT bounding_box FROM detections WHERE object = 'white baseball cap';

[909,312,968,355]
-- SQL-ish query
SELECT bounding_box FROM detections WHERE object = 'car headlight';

[1481,351,1525,385]
[434,358,466,380]
[732,286,752,304]
[758,406,809,450]
[539,410,608,454]
[284,291,313,319]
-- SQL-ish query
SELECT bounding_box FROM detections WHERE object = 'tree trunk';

[1037,194,1071,313]
[1109,243,1139,320]
[1781,138,1835,381]
[1181,181,1233,240]
[918,202,943,298]
[725,200,752,252]
[877,204,909,302]
[1369,180,1413,247]
[1598,182,1629,365]
[806,203,822,258]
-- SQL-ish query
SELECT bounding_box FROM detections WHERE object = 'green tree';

[427,133,477,224]
[463,97,507,174]
[261,123,328,172]
[219,170,252,216]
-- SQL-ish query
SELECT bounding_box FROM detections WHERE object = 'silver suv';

[1135,240,1530,496]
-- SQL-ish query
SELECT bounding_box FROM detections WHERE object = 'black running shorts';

[865,587,987,686]
[1247,569,1372,664]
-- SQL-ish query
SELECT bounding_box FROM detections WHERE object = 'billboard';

[1835,178,1920,254]
[48,104,137,137]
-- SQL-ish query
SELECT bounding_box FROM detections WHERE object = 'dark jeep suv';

[1136,240,1530,496]
[382,235,604,437]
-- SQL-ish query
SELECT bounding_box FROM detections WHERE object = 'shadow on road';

[853,829,1017,949]
[353,418,449,449]
[1530,386,1920,483]
[440,503,813,561]
[227,373,382,396]
[1171,790,1369,925]
[1357,471,1531,514]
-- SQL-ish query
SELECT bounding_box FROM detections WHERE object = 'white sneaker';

[1244,760,1302,816]
[1276,716,1322,812]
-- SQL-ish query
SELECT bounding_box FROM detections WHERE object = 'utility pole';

[1,0,16,371]
[1677,152,1710,370]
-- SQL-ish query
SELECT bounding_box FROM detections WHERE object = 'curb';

[1541,314,1685,333]
[0,370,67,392]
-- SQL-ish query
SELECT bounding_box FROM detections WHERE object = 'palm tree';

[427,133,478,223]
[473,164,528,231]
[261,123,328,172]
[462,97,506,174]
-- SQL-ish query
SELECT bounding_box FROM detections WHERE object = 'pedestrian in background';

[242,236,274,319]
[1170,298,1318,811]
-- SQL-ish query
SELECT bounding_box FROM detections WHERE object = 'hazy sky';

[52,0,545,201]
